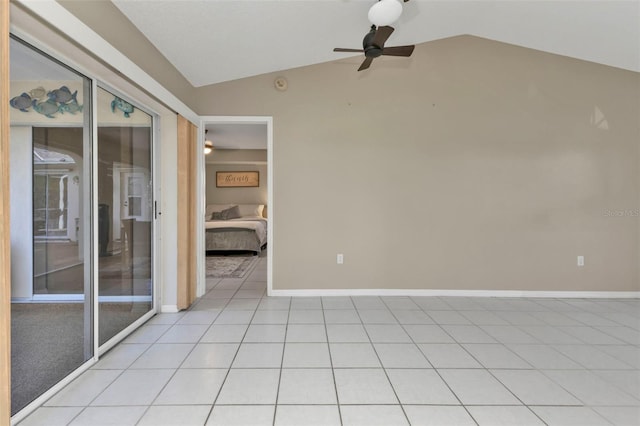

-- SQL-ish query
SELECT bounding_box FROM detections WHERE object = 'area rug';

[206,255,259,278]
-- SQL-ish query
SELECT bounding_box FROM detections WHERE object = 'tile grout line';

[384,296,480,426]
[272,294,293,426]
[62,312,184,425]
[22,289,639,426]
[435,298,640,422]
[323,297,344,426]
[134,287,235,425]
[451,338,552,425]
[411,296,575,425]
[352,297,412,425]
[202,271,262,425]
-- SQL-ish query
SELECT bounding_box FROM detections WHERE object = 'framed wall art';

[216,171,259,188]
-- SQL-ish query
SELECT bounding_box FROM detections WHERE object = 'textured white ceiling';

[206,123,267,150]
[113,0,640,87]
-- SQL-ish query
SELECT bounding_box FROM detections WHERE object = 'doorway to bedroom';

[199,117,272,297]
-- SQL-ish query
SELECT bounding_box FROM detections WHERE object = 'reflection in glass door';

[97,87,153,345]
[9,37,93,415]
[9,36,157,421]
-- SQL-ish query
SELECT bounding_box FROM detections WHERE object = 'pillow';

[206,204,233,218]
[211,205,241,220]
[237,204,265,218]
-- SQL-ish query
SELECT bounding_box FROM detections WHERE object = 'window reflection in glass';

[9,37,93,416]
[97,87,153,345]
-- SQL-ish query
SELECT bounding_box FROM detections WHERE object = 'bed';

[205,204,267,254]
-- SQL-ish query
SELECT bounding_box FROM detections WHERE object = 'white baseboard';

[269,289,640,299]
[160,304,180,313]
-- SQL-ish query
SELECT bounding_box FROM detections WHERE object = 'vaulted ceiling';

[108,0,639,87]
[51,0,638,151]
[55,0,640,89]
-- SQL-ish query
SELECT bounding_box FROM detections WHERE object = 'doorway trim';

[198,116,273,297]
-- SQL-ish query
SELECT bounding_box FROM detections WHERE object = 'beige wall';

[206,151,267,206]
[195,35,640,292]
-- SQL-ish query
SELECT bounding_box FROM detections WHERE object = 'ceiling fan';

[333,25,415,71]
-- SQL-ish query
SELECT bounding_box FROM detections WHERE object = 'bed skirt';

[205,229,264,254]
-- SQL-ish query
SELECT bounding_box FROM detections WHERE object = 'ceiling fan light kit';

[368,0,403,27]
[333,0,414,71]
[204,140,213,155]
[204,129,213,155]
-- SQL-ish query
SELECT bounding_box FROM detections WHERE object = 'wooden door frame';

[177,115,198,309]
[1,0,12,423]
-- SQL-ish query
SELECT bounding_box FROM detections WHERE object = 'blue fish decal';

[48,86,77,104]
[10,93,32,112]
[32,99,61,118]
[59,100,84,115]
[111,96,134,118]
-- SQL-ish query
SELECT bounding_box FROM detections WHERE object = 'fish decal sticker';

[59,99,84,115]
[111,96,134,118]
[32,99,61,118]
[10,85,83,118]
[47,86,78,104]
[10,93,32,112]
[29,86,46,100]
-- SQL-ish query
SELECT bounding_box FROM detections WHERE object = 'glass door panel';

[9,37,93,415]
[97,87,153,345]
[33,128,86,295]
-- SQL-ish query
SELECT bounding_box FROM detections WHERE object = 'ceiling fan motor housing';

[363,27,383,57]
[333,23,414,71]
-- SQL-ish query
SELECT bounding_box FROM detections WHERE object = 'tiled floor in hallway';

[19,255,640,425]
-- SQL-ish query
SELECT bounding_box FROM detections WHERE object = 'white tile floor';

[18,255,640,425]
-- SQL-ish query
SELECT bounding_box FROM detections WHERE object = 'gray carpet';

[206,254,259,278]
[11,302,150,415]
[11,255,254,415]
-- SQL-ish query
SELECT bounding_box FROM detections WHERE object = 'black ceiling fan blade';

[358,57,374,71]
[372,26,394,48]
[334,48,365,53]
[381,45,415,57]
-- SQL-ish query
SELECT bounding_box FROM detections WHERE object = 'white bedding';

[204,216,267,245]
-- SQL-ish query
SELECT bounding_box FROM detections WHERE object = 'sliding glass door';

[97,87,154,345]
[9,37,93,415]
[9,37,156,417]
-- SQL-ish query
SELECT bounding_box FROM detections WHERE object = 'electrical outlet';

[337,254,344,264]
[577,256,584,266]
